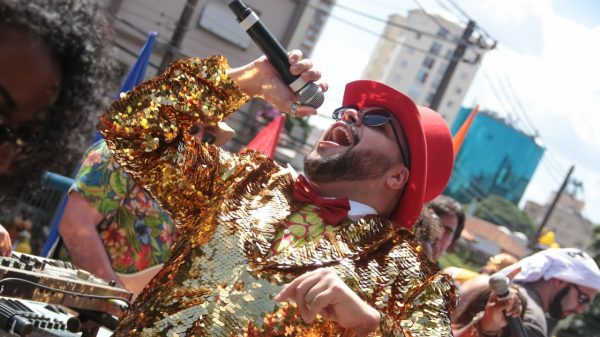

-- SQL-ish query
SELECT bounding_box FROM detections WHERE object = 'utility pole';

[429,20,476,111]
[158,0,199,72]
[531,165,575,248]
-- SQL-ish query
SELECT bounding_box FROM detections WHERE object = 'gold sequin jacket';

[99,56,458,336]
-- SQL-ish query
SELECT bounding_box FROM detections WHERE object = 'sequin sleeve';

[379,272,458,336]
[98,56,249,228]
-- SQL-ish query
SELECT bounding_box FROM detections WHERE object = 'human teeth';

[332,126,351,145]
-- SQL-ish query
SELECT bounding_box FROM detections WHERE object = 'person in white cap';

[455,248,600,337]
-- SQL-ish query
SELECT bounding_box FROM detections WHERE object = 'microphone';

[489,273,528,337]
[228,0,324,109]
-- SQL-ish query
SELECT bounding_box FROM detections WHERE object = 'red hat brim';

[342,80,454,228]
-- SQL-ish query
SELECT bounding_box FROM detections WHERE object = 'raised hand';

[479,267,523,332]
[228,50,327,118]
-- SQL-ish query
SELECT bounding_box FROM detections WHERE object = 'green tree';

[557,224,600,337]
[473,195,535,237]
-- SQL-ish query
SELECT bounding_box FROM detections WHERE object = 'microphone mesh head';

[297,82,324,109]
[489,272,510,296]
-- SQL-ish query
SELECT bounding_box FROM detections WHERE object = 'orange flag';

[452,104,479,157]
[245,114,285,159]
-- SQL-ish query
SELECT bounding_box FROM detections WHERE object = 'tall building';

[524,192,594,252]
[445,107,545,205]
[362,10,488,124]
[105,0,334,153]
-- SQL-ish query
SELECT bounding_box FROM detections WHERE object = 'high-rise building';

[445,106,545,205]
[524,192,594,252]
[105,0,334,153]
[362,10,488,124]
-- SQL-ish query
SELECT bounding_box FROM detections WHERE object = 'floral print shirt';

[70,140,175,274]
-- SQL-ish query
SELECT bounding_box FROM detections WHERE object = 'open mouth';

[324,123,353,146]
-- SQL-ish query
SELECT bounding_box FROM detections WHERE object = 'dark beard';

[304,147,394,183]
[548,284,571,319]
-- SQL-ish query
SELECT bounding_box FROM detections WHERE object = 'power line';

[500,77,539,136]
[330,3,460,43]
[546,153,567,175]
[359,0,407,12]
[444,0,495,40]
[494,77,569,177]
[321,12,455,60]
[477,69,565,183]
[540,158,563,184]
[433,0,465,23]
[445,0,471,22]
[411,0,450,34]
[493,74,536,135]
[480,68,517,123]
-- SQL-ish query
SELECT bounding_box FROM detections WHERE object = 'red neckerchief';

[292,175,351,226]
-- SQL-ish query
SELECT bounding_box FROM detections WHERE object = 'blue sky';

[309,0,600,224]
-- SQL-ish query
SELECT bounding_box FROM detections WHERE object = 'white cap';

[501,248,600,291]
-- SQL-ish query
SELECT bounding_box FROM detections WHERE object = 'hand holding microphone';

[487,272,528,337]
[229,0,325,117]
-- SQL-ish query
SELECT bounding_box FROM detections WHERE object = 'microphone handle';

[495,290,528,337]
[506,316,528,337]
[244,19,297,85]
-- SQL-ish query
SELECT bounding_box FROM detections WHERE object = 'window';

[455,87,463,95]
[416,69,429,83]
[430,74,443,89]
[429,42,442,56]
[306,28,318,39]
[301,38,315,49]
[438,62,448,74]
[422,56,435,69]
[408,83,422,99]
[437,27,449,39]
[425,91,436,105]
[400,60,409,68]
[445,49,454,60]
[446,100,454,108]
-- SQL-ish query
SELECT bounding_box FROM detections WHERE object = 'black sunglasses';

[332,105,410,167]
[572,284,591,305]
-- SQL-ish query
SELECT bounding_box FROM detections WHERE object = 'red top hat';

[342,80,454,229]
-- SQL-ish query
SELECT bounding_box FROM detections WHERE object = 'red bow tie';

[292,175,351,226]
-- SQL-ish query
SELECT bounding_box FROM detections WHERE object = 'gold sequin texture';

[99,56,458,336]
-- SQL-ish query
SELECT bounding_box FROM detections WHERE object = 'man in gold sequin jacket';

[99,51,458,336]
